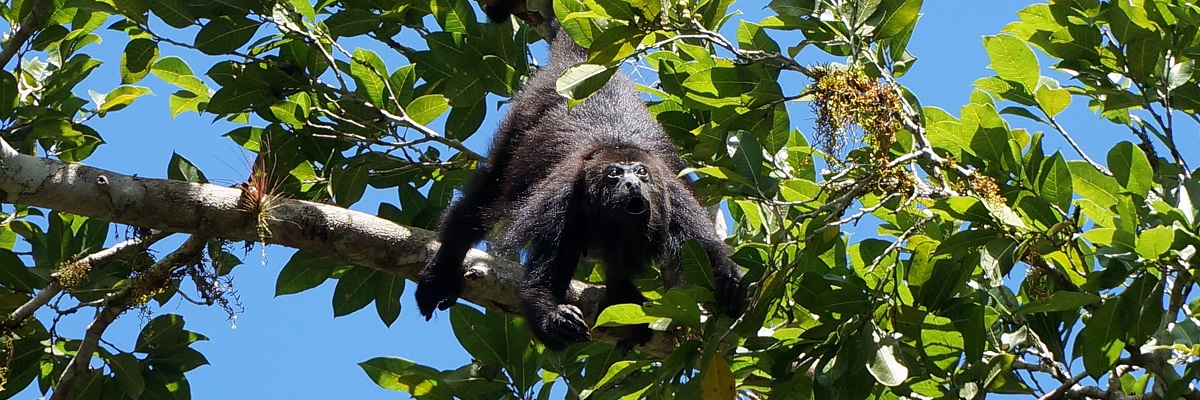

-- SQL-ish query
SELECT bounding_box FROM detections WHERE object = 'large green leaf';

[193,16,258,55]
[866,330,909,387]
[1037,152,1073,210]
[982,34,1039,91]
[149,0,194,28]
[1118,274,1161,344]
[151,57,207,94]
[359,357,451,398]
[167,152,209,183]
[1107,142,1153,198]
[332,267,376,317]
[0,249,43,293]
[121,38,159,84]
[275,252,338,296]
[556,63,617,101]
[1067,161,1121,208]
[373,273,404,327]
[1077,300,1124,379]
[406,95,450,125]
[324,9,380,37]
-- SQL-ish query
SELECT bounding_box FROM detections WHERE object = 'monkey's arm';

[664,179,746,317]
[505,158,594,349]
[415,165,506,319]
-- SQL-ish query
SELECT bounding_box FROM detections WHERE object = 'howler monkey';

[415,0,744,350]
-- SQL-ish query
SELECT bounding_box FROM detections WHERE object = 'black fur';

[415,1,744,350]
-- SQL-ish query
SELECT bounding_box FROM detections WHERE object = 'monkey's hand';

[415,260,463,320]
[713,269,745,317]
[532,304,591,350]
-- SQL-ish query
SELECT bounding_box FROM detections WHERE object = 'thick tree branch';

[0,139,679,356]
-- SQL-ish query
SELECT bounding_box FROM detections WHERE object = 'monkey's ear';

[497,155,586,251]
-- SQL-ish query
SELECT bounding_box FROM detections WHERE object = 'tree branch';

[0,138,679,356]
[0,0,53,68]
[51,235,208,400]
[3,230,171,330]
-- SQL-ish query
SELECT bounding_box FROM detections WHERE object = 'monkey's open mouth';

[624,198,648,214]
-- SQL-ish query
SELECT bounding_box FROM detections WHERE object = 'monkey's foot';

[713,273,746,317]
[535,304,591,350]
[415,269,463,320]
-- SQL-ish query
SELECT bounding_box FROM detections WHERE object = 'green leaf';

[681,239,715,291]
[194,16,259,55]
[100,85,153,114]
[141,369,192,399]
[1016,291,1100,314]
[1107,142,1153,198]
[448,305,507,366]
[0,249,42,293]
[700,354,735,399]
[1037,152,1073,210]
[431,0,478,34]
[1119,274,1161,344]
[406,95,449,125]
[149,0,194,28]
[866,330,909,386]
[982,34,1039,91]
[374,273,404,327]
[350,48,387,106]
[0,70,16,118]
[166,152,208,183]
[324,9,380,37]
[962,102,1016,168]
[1034,79,1071,117]
[556,64,617,101]
[275,252,338,296]
[1078,300,1124,379]
[206,86,274,114]
[874,0,923,40]
[595,304,668,328]
[737,21,781,53]
[121,38,158,84]
[332,267,376,317]
[1135,226,1173,260]
[151,56,207,94]
[136,314,207,355]
[168,91,206,118]
[1068,161,1121,208]
[359,357,450,397]
[147,347,209,373]
[919,312,963,374]
[445,100,486,140]
[109,353,145,398]
[332,158,369,207]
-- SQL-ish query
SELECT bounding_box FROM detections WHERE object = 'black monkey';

[415,0,744,350]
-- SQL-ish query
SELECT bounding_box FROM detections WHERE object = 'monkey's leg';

[520,243,590,350]
[415,166,505,319]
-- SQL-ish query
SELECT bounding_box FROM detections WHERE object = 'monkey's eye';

[635,166,649,176]
[606,167,622,178]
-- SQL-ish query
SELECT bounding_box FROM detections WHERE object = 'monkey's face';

[585,159,652,216]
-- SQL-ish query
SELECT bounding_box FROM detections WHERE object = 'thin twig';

[4,231,171,329]
[50,235,208,400]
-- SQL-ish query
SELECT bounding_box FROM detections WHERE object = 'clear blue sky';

[15,1,1132,398]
